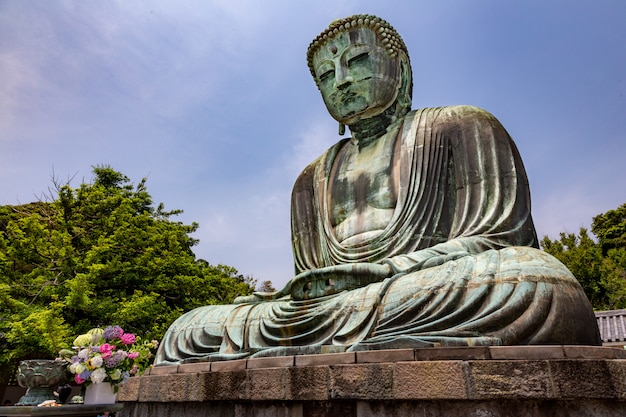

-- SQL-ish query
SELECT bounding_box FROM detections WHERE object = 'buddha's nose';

[334,66,354,89]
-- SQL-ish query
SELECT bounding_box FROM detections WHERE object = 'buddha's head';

[307,15,412,129]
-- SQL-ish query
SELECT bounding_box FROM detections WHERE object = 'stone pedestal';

[0,404,123,416]
[117,346,626,417]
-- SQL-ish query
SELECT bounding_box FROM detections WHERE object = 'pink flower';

[74,374,85,384]
[120,333,136,345]
[128,352,139,359]
[99,343,115,358]
[99,343,114,353]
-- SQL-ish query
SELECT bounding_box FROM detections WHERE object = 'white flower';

[90,368,107,384]
[90,354,103,368]
[73,334,93,347]
[77,348,90,359]
[69,362,86,374]
[109,369,122,381]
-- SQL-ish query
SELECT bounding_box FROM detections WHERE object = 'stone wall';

[117,346,626,417]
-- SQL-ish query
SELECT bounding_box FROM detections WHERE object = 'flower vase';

[84,382,116,404]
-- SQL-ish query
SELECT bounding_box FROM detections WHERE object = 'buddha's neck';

[348,101,408,149]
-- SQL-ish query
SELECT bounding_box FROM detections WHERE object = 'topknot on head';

[306,14,409,81]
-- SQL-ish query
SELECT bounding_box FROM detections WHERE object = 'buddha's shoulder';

[292,138,350,189]
[410,105,500,125]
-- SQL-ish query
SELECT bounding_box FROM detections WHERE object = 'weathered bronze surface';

[155,14,600,365]
[15,360,70,406]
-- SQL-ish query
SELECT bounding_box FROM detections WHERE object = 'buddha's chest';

[328,134,400,242]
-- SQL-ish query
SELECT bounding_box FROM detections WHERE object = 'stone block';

[178,361,211,373]
[467,360,554,399]
[356,348,414,363]
[200,370,248,401]
[247,367,291,401]
[246,355,294,369]
[138,373,191,402]
[613,348,626,359]
[236,402,304,417]
[210,358,246,372]
[606,360,626,399]
[116,376,141,401]
[329,364,394,400]
[414,346,490,361]
[489,345,565,360]
[184,373,208,402]
[354,399,610,417]
[549,360,614,398]
[136,375,162,402]
[302,401,356,417]
[150,364,179,375]
[393,360,468,400]
[289,365,330,401]
[295,351,355,367]
[563,346,619,359]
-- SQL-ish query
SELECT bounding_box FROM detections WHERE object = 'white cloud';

[283,115,339,178]
[1,0,625,290]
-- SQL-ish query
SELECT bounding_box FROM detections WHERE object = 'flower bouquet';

[59,326,158,390]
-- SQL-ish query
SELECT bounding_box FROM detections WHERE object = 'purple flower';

[103,326,124,340]
[104,350,128,368]
[104,355,121,368]
[78,370,91,381]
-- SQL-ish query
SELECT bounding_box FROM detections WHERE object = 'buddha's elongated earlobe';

[339,123,346,135]
[398,92,411,109]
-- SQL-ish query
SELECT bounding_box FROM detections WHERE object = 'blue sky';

[1,1,625,289]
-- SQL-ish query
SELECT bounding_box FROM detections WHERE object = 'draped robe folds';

[155,106,600,365]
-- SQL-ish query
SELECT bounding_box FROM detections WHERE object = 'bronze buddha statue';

[154,15,600,365]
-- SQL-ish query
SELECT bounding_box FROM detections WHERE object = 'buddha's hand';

[233,291,285,304]
[290,263,393,300]
[421,250,471,269]
[386,249,471,274]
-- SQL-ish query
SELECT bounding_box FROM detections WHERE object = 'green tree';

[0,166,254,398]
[592,203,626,307]
[257,280,276,293]
[592,203,626,255]
[541,202,626,310]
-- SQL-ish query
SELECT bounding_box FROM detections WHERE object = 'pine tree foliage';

[0,166,254,393]
[541,202,626,310]
[257,280,276,293]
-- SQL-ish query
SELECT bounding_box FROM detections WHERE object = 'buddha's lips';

[332,90,358,104]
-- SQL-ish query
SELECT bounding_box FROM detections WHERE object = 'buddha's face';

[312,27,401,125]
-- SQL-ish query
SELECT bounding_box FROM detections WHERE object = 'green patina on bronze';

[15,360,70,406]
[154,15,600,365]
